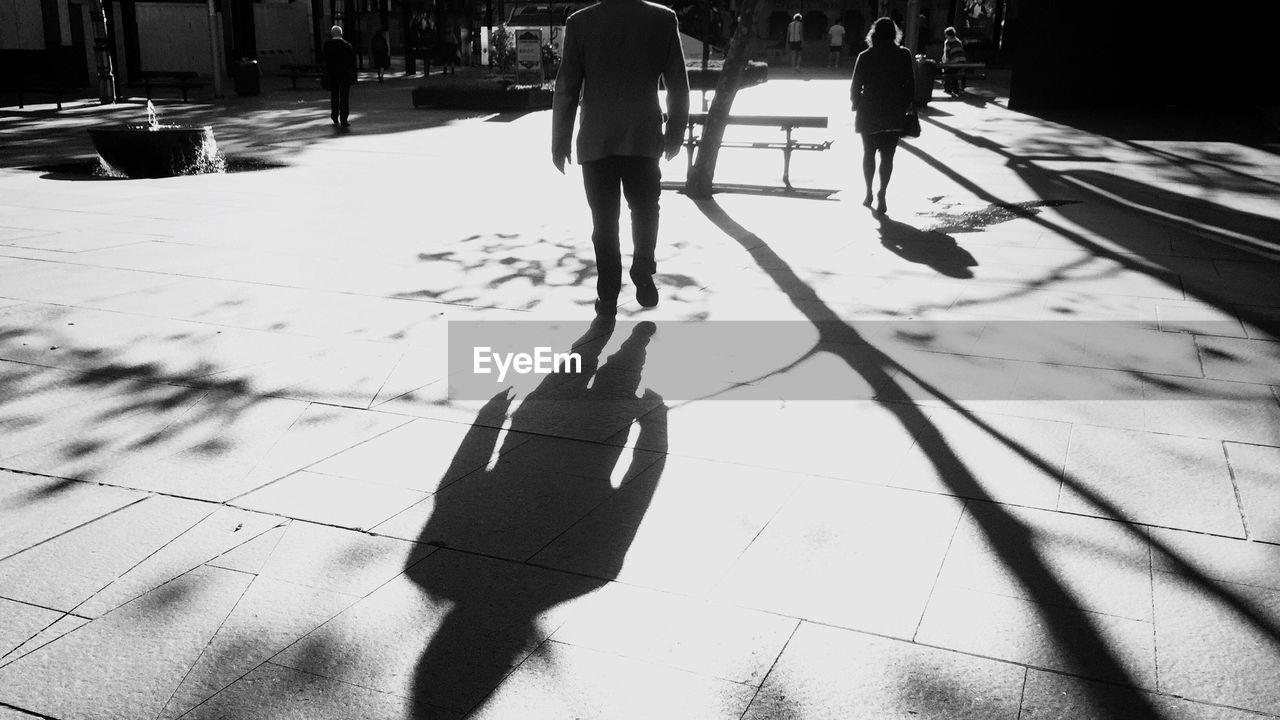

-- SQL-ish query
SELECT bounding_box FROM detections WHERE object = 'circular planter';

[87,125,218,178]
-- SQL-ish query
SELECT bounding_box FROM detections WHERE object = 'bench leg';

[782,127,795,190]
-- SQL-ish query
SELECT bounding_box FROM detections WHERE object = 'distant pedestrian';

[552,0,690,317]
[371,26,391,82]
[850,17,915,214]
[941,26,967,96]
[322,25,357,128]
[787,13,804,69]
[440,21,459,75]
[827,21,846,67]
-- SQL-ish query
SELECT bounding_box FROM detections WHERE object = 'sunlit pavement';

[1,66,1279,720]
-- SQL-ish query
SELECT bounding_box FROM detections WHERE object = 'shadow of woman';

[407,317,667,718]
[877,215,978,278]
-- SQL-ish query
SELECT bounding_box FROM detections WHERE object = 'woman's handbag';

[902,107,922,138]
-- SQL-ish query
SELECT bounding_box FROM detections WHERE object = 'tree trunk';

[684,0,762,199]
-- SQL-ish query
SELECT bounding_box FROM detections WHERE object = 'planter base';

[88,125,218,178]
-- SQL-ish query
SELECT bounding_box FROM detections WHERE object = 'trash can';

[234,58,260,96]
[913,55,937,105]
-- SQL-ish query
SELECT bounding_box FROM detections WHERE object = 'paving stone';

[75,506,282,618]
[0,705,46,720]
[370,445,651,562]
[183,662,421,720]
[1143,377,1280,445]
[0,613,87,666]
[887,407,1070,508]
[0,471,144,558]
[1154,302,1246,338]
[887,349,1024,404]
[0,495,213,612]
[1020,668,1272,720]
[273,549,590,712]
[1060,425,1242,536]
[999,363,1149,430]
[160,576,358,719]
[530,455,802,596]
[744,621,1025,720]
[234,403,414,497]
[1198,335,1280,385]
[655,400,924,484]
[0,257,181,306]
[711,478,963,638]
[549,582,797,686]
[306,416,527,494]
[236,520,432,598]
[235,471,428,530]
[0,564,252,720]
[0,372,211,465]
[915,583,1157,688]
[1150,528,1280,591]
[935,502,1153,621]
[468,640,757,720]
[0,599,63,661]
[205,523,287,574]
[20,392,308,501]
[1152,570,1280,715]
[1225,442,1280,544]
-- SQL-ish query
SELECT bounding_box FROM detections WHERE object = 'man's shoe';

[634,276,659,308]
[594,299,617,317]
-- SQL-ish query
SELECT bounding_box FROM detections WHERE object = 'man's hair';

[944,26,957,38]
[330,25,344,38]
[793,13,802,21]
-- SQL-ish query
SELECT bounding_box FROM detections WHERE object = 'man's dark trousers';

[330,84,351,124]
[581,155,660,307]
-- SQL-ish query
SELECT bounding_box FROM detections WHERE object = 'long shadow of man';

[407,318,666,718]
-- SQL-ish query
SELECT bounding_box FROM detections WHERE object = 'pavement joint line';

[1221,442,1253,541]
[911,497,969,643]
[0,486,152,564]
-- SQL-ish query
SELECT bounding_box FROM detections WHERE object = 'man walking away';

[322,25,357,128]
[551,0,690,317]
[787,13,805,69]
[828,20,846,67]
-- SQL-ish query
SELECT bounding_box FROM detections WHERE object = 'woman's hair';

[866,17,901,46]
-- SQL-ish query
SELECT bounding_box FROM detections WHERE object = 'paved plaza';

[1,67,1279,719]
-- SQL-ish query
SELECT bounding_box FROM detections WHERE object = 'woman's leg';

[860,133,876,206]
[875,134,900,213]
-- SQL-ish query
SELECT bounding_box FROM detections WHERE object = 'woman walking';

[850,17,915,214]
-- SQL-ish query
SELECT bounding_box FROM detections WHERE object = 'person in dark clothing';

[371,26,391,82]
[322,25,357,128]
[850,16,915,214]
[551,0,690,317]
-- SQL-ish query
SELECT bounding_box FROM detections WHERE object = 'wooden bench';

[683,112,832,190]
[127,70,205,101]
[11,75,67,110]
[279,63,325,90]
[935,61,987,93]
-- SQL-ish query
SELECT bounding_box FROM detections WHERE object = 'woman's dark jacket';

[850,43,915,134]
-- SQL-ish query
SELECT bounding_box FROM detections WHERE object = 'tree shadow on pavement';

[875,214,977,278]
[696,198,1280,719]
[910,114,1280,340]
[406,318,668,718]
